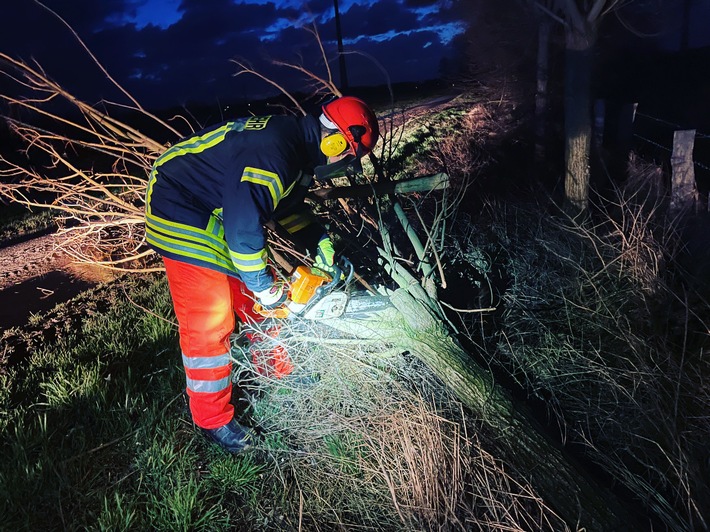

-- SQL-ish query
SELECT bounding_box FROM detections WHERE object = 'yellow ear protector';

[320,132,348,157]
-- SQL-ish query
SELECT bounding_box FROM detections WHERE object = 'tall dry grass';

[452,165,710,529]
[229,317,566,530]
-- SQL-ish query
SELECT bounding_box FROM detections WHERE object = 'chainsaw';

[237,260,393,380]
[253,257,392,321]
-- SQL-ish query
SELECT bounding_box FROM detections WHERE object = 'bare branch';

[33,0,144,110]
[304,23,341,97]
[533,1,569,27]
[231,59,306,115]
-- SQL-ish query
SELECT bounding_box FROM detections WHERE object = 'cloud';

[338,2,421,39]
[0,0,468,109]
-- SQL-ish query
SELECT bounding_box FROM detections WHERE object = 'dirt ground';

[0,234,111,330]
[0,233,71,292]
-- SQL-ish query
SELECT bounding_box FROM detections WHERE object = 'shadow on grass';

[0,271,96,330]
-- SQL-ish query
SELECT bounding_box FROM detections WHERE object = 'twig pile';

[230,315,564,530]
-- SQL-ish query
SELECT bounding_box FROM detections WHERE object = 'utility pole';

[333,0,349,90]
[680,0,692,50]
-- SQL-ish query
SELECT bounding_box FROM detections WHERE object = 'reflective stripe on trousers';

[163,256,260,429]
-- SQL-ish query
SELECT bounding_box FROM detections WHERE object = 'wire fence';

[628,107,710,212]
[635,112,710,140]
[633,110,710,175]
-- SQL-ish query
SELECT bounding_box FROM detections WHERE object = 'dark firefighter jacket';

[145,114,323,293]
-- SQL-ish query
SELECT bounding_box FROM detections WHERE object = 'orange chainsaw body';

[289,265,329,304]
[253,266,331,318]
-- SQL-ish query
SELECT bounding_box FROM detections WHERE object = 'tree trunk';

[323,291,643,530]
[534,17,551,166]
[563,29,595,214]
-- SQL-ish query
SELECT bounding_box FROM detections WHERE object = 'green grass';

[323,433,363,475]
[0,207,55,245]
[0,273,255,530]
[0,214,591,529]
[1,272,410,530]
[2,264,544,530]
[6,90,687,529]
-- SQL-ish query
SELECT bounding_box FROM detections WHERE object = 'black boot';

[202,419,254,453]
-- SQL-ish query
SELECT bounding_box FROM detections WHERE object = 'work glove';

[313,235,338,279]
[254,280,287,309]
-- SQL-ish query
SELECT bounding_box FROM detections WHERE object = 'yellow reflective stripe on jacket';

[145,213,234,271]
[277,213,312,234]
[146,211,229,252]
[146,122,236,210]
[241,167,284,208]
[156,122,236,168]
[146,230,234,271]
[229,248,268,272]
[147,207,268,275]
[206,208,224,238]
[145,168,159,216]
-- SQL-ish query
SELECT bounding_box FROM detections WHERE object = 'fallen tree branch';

[310,173,449,201]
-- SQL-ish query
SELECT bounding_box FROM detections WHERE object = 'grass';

[376,92,490,186]
[228,317,565,530]
[0,267,563,530]
[0,93,581,530]
[0,274,214,530]
[0,206,55,246]
[451,184,710,530]
[6,88,703,529]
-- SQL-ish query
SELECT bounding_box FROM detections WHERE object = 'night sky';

[0,0,468,110]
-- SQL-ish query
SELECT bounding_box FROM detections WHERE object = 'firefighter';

[144,96,379,453]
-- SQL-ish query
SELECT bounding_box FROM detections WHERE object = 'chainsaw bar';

[337,293,393,320]
[299,290,348,320]
[303,291,394,320]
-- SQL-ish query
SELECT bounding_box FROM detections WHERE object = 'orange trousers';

[164,257,264,429]
[163,257,293,429]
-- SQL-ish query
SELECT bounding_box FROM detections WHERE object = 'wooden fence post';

[670,129,698,212]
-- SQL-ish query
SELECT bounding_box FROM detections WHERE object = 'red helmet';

[321,96,379,156]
